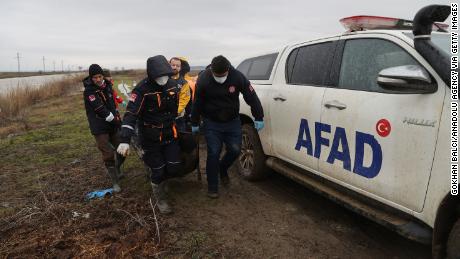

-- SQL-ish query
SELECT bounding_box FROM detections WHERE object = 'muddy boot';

[115,153,126,179]
[162,179,171,194]
[106,166,121,193]
[151,182,172,214]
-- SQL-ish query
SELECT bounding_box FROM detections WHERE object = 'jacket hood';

[147,55,173,81]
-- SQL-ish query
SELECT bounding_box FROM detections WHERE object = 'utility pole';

[53,60,56,72]
[42,56,46,72]
[61,60,64,72]
[15,52,21,73]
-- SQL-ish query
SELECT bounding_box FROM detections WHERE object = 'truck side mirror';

[377,65,436,93]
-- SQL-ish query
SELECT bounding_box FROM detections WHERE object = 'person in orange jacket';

[170,57,192,132]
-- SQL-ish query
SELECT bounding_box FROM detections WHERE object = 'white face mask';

[155,76,169,86]
[213,75,227,84]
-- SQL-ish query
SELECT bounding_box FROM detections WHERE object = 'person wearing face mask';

[116,55,182,214]
[83,64,125,192]
[191,55,264,198]
[169,57,191,132]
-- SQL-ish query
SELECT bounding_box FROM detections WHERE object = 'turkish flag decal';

[376,119,391,137]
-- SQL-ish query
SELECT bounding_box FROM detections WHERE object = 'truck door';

[270,38,338,172]
[318,34,446,212]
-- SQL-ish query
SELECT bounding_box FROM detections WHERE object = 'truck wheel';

[447,218,460,259]
[237,123,269,181]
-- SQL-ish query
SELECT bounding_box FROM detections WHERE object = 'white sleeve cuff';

[105,112,114,122]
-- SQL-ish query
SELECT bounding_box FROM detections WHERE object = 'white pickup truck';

[236,5,457,258]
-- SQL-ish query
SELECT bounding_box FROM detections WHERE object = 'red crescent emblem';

[129,93,137,102]
[376,119,391,137]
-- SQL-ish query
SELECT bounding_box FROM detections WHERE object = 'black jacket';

[120,55,178,144]
[83,77,119,135]
[191,66,264,125]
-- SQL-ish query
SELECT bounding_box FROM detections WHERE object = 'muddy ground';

[0,92,431,258]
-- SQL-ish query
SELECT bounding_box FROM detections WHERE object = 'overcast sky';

[0,0,449,72]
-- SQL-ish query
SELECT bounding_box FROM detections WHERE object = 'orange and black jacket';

[82,78,120,135]
[170,74,191,115]
[120,55,179,144]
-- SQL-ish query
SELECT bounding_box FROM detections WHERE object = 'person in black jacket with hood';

[191,55,264,198]
[117,55,181,214]
[83,64,125,192]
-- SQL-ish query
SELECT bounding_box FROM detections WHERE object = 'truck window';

[338,38,421,92]
[237,59,251,76]
[248,53,278,80]
[286,48,299,83]
[289,42,335,86]
[237,53,278,80]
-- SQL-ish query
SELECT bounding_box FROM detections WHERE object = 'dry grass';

[0,75,81,127]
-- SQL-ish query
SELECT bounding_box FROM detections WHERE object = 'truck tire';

[447,218,460,259]
[237,123,269,181]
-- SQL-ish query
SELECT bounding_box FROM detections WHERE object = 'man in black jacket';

[83,64,125,192]
[191,55,264,198]
[117,55,181,214]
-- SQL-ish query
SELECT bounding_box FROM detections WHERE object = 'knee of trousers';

[207,145,222,158]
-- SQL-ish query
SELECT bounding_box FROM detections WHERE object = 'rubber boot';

[151,182,172,214]
[115,153,126,179]
[106,166,121,193]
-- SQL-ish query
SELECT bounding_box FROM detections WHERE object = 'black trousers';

[141,127,182,184]
[143,141,182,184]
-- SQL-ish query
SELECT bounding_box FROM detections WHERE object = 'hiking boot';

[151,182,172,214]
[106,166,121,193]
[207,191,219,199]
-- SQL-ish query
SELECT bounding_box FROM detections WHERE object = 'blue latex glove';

[85,188,113,201]
[192,126,200,135]
[122,101,127,107]
[254,121,264,131]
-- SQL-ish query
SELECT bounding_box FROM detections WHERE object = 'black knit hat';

[89,64,103,77]
[211,55,230,74]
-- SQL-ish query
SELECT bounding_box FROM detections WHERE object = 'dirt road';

[158,141,431,258]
